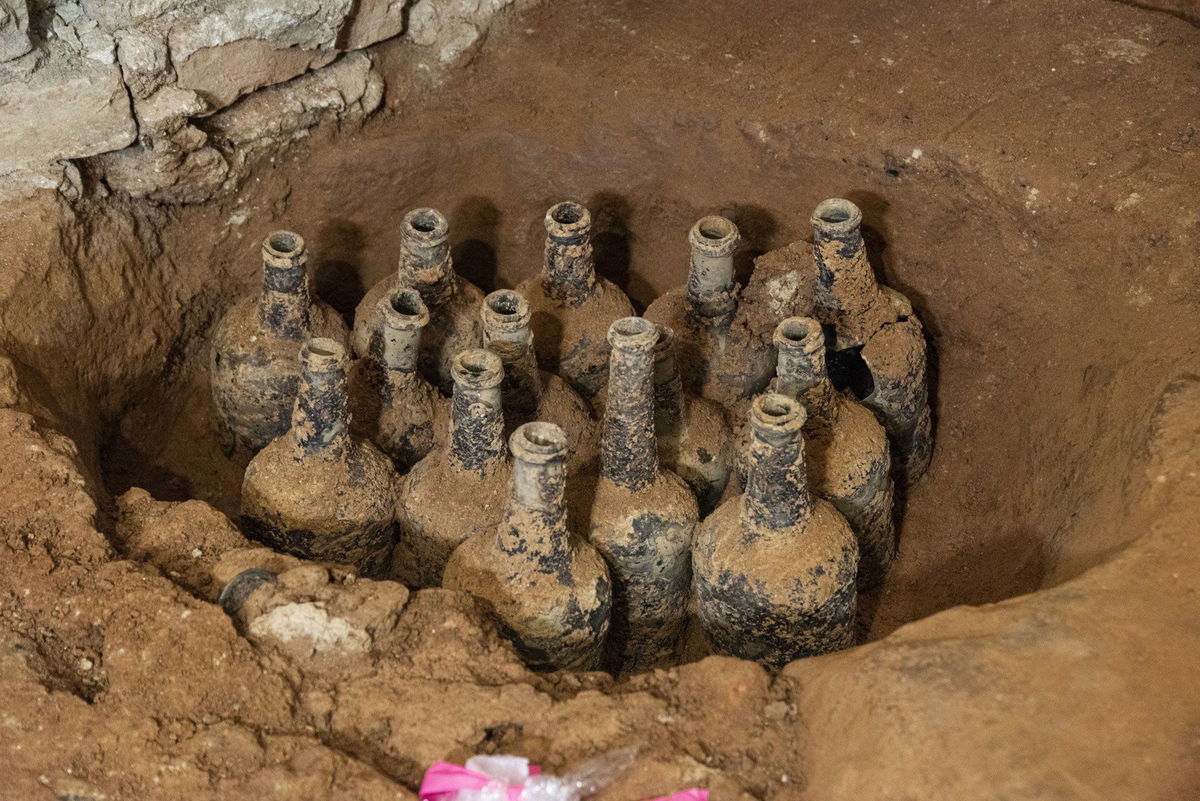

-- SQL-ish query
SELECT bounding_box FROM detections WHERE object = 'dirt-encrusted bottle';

[517,201,635,401]
[391,349,511,587]
[481,289,600,474]
[811,198,932,486]
[352,207,484,393]
[652,323,733,517]
[211,231,348,452]
[694,393,858,667]
[643,216,776,408]
[240,338,398,578]
[444,422,612,671]
[772,317,895,588]
[348,288,438,471]
[575,317,698,672]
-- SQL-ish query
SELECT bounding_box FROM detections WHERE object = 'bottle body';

[651,324,733,516]
[348,288,439,471]
[240,338,398,577]
[211,231,348,452]
[481,289,600,474]
[516,202,635,400]
[811,198,933,485]
[581,317,698,672]
[352,208,484,394]
[693,394,858,667]
[643,216,774,408]
[392,349,511,587]
[444,423,612,671]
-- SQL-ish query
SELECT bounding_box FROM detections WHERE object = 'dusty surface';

[0,0,1198,798]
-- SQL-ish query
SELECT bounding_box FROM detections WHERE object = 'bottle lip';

[750,392,806,435]
[811,198,863,235]
[774,316,824,357]
[652,322,676,355]
[380,287,429,331]
[482,289,532,333]
[607,316,658,351]
[545,201,592,241]
[688,215,739,257]
[262,230,306,268]
[301,337,348,373]
[402,208,450,246]
[452,348,504,390]
[510,421,568,464]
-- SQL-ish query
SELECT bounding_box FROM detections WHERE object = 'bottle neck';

[448,380,506,479]
[774,319,839,424]
[686,249,737,319]
[258,259,311,341]
[484,330,542,421]
[291,351,350,457]
[543,232,597,304]
[812,201,889,341]
[498,453,570,552]
[741,411,812,531]
[602,338,658,491]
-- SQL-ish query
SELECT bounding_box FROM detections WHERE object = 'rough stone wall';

[0,0,528,202]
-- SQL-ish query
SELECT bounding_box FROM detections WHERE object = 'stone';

[166,0,353,65]
[339,0,408,50]
[0,44,137,175]
[115,28,170,98]
[175,39,338,111]
[52,1,117,64]
[0,0,31,62]
[80,0,188,32]
[408,0,517,63]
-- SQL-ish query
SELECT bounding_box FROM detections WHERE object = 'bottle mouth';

[545,201,591,241]
[688,215,739,257]
[510,421,568,463]
[301,337,348,373]
[482,289,531,332]
[774,316,824,356]
[607,316,659,351]
[750,392,806,435]
[652,322,676,355]
[452,348,504,389]
[262,230,306,267]
[811,198,863,235]
[381,288,429,330]
[402,207,449,245]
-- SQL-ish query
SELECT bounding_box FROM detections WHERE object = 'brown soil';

[0,0,1198,798]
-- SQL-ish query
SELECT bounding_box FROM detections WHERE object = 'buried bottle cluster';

[210,198,932,672]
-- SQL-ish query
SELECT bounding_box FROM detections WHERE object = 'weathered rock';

[175,39,338,110]
[408,0,517,63]
[339,0,408,50]
[0,0,31,62]
[166,0,353,65]
[114,28,171,98]
[0,45,136,175]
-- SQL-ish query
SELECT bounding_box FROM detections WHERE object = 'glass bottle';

[240,338,398,578]
[811,198,932,486]
[444,422,612,671]
[352,208,485,394]
[577,317,698,672]
[643,216,775,408]
[211,231,348,452]
[392,349,511,587]
[694,393,858,667]
[481,289,600,474]
[772,317,895,588]
[348,288,439,471]
[517,201,635,401]
[652,323,733,517]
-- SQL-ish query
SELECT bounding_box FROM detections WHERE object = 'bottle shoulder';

[243,438,397,522]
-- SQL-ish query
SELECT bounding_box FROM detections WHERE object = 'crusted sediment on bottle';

[577,317,698,672]
[211,230,349,453]
[392,349,511,588]
[351,207,484,393]
[811,198,933,485]
[694,393,859,667]
[644,215,775,408]
[349,288,438,470]
[443,422,611,671]
[652,323,733,516]
[518,201,635,400]
[240,338,398,578]
[482,289,601,474]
